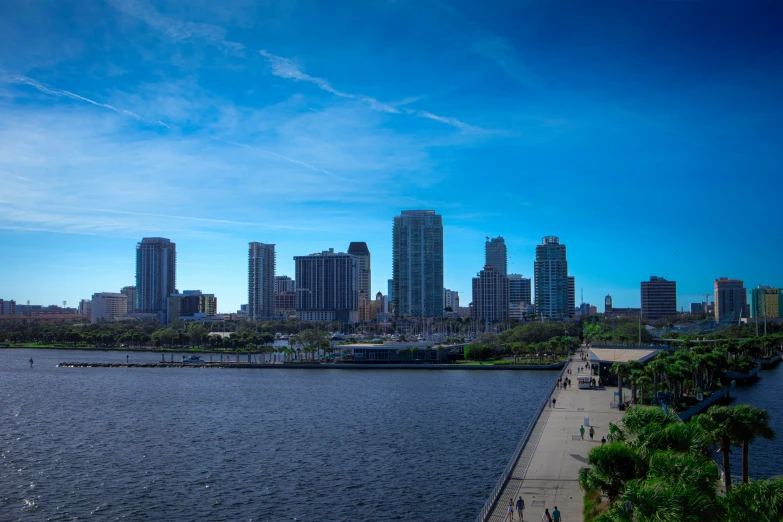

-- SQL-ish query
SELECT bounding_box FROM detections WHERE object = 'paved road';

[488,353,625,522]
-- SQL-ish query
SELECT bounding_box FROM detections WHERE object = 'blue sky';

[1,0,781,312]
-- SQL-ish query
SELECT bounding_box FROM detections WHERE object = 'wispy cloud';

[259,50,484,131]
[211,137,334,176]
[259,50,400,114]
[2,73,170,128]
[105,0,245,56]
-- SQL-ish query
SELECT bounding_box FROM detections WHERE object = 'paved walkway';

[487,353,625,522]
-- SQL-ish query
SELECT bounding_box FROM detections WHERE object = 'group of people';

[506,497,561,521]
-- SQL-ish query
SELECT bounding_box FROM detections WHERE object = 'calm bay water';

[0,349,556,521]
[730,361,783,480]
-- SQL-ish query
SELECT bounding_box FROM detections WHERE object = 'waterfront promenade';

[486,354,625,522]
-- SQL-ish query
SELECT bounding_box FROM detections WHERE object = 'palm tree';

[723,476,783,522]
[733,405,775,484]
[578,443,647,503]
[695,406,743,491]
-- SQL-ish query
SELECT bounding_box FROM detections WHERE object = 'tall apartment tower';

[640,276,677,321]
[120,286,136,313]
[135,238,176,318]
[534,236,568,319]
[295,248,359,323]
[348,242,371,299]
[714,277,748,322]
[274,275,295,294]
[472,266,509,323]
[507,274,532,306]
[392,210,444,318]
[485,236,507,275]
[248,242,276,320]
[567,276,576,317]
[443,289,460,311]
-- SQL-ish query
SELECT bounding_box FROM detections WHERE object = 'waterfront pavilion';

[347,343,448,364]
[589,347,660,386]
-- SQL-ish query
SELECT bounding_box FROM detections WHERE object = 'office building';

[568,276,575,317]
[507,274,532,307]
[485,236,507,276]
[0,299,17,315]
[16,304,77,316]
[443,289,460,312]
[392,210,444,318]
[387,279,393,315]
[690,303,704,314]
[348,242,371,300]
[640,276,677,321]
[714,277,748,322]
[120,286,136,314]
[78,299,92,316]
[750,286,783,319]
[136,237,176,321]
[534,236,569,319]
[91,292,128,323]
[472,266,509,323]
[275,292,296,315]
[274,276,295,295]
[295,248,359,323]
[168,291,217,322]
[248,242,276,320]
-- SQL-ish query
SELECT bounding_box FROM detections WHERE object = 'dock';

[479,353,625,522]
[57,361,566,370]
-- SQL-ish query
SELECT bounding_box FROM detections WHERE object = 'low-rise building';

[0,299,16,315]
[167,291,217,323]
[91,293,128,323]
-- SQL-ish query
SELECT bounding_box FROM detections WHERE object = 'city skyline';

[2,1,782,312]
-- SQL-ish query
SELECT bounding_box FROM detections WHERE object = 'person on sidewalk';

[589,426,595,441]
[542,508,552,522]
[507,498,514,521]
[552,506,561,522]
[552,397,556,408]
[516,496,525,521]
[580,425,585,440]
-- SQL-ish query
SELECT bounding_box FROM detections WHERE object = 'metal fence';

[473,362,568,522]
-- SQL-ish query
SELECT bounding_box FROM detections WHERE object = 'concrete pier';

[483,354,625,522]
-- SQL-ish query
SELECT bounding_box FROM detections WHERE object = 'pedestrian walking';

[542,508,552,522]
[601,436,606,445]
[126,354,129,363]
[552,506,561,522]
[580,425,585,440]
[507,498,514,521]
[589,426,595,441]
[29,358,33,368]
[552,397,556,408]
[516,496,525,521]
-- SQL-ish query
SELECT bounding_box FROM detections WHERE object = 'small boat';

[182,355,204,365]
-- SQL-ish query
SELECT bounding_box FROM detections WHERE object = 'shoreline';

[56,361,566,371]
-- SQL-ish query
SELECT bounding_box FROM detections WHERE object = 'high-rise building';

[443,289,460,312]
[295,248,359,323]
[604,295,613,313]
[690,303,704,314]
[750,286,783,319]
[348,242,371,300]
[120,286,136,314]
[472,266,509,323]
[91,292,128,323]
[248,242,276,320]
[135,238,176,320]
[485,236,507,276]
[275,293,296,315]
[507,274,532,307]
[387,279,393,315]
[568,276,575,317]
[640,276,677,321]
[274,275,295,295]
[168,291,217,322]
[534,236,568,319]
[0,299,17,315]
[714,277,748,322]
[78,299,92,316]
[392,210,444,318]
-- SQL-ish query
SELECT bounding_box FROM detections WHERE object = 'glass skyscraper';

[392,210,444,318]
[135,237,176,315]
[484,236,507,275]
[534,236,568,319]
[248,242,276,320]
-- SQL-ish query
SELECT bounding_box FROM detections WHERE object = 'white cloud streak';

[259,50,484,132]
[2,73,171,128]
[211,137,334,176]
